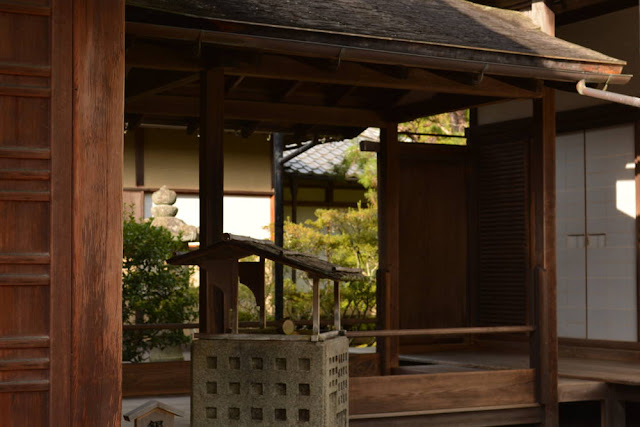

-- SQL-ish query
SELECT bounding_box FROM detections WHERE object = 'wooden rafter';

[224,75,245,96]
[386,94,499,123]
[127,45,541,99]
[126,73,199,103]
[126,96,385,127]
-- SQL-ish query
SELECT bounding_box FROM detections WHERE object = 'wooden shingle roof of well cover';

[127,0,629,82]
[168,233,364,282]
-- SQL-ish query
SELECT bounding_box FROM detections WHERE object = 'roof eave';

[126,20,631,86]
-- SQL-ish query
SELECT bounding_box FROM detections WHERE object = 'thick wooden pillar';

[530,86,559,426]
[378,124,400,374]
[199,68,225,333]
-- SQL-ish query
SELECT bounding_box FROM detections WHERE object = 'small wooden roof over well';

[123,400,184,421]
[168,234,364,281]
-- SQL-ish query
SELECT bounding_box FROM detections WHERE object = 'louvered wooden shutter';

[475,138,529,325]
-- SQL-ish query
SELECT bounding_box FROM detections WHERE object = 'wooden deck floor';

[400,348,640,402]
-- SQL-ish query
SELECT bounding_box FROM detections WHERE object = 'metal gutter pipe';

[576,80,640,108]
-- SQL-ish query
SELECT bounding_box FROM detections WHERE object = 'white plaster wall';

[556,131,587,338]
[585,125,636,341]
[556,125,637,341]
[145,194,272,240]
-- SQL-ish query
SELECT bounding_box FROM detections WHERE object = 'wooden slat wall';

[0,2,55,424]
[475,138,530,326]
[0,0,124,425]
[398,144,468,346]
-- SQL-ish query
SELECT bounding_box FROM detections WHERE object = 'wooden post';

[378,123,400,374]
[530,86,559,426]
[200,68,225,334]
[529,0,555,37]
[635,121,640,341]
[334,280,341,331]
[312,276,321,338]
[135,128,145,186]
[290,179,298,283]
[56,0,125,423]
[273,132,285,320]
[259,257,267,329]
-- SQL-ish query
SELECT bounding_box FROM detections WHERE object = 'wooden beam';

[350,405,542,426]
[125,41,202,72]
[386,94,498,123]
[530,86,559,426]
[225,75,245,96]
[127,46,541,98]
[199,68,225,334]
[349,370,536,415]
[274,80,303,102]
[528,0,555,36]
[126,96,386,127]
[347,325,534,338]
[126,73,199,103]
[225,56,541,98]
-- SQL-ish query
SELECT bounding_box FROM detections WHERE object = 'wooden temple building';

[2,0,640,425]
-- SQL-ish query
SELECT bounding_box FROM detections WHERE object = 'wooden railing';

[122,317,377,331]
[346,325,534,338]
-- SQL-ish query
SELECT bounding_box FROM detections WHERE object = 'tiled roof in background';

[283,139,360,180]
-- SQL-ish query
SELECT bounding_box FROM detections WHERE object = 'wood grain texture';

[557,378,607,403]
[199,67,225,334]
[122,361,191,397]
[0,336,49,349]
[531,87,559,425]
[0,274,49,286]
[0,2,50,16]
[349,353,381,377]
[349,369,536,414]
[70,0,124,424]
[398,143,467,349]
[0,357,49,371]
[0,391,48,427]
[350,404,542,426]
[377,125,400,374]
[475,137,529,326]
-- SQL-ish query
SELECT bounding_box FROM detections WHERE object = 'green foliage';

[283,143,378,327]
[399,110,468,145]
[122,212,198,362]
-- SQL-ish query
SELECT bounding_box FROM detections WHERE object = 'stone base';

[191,334,349,426]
